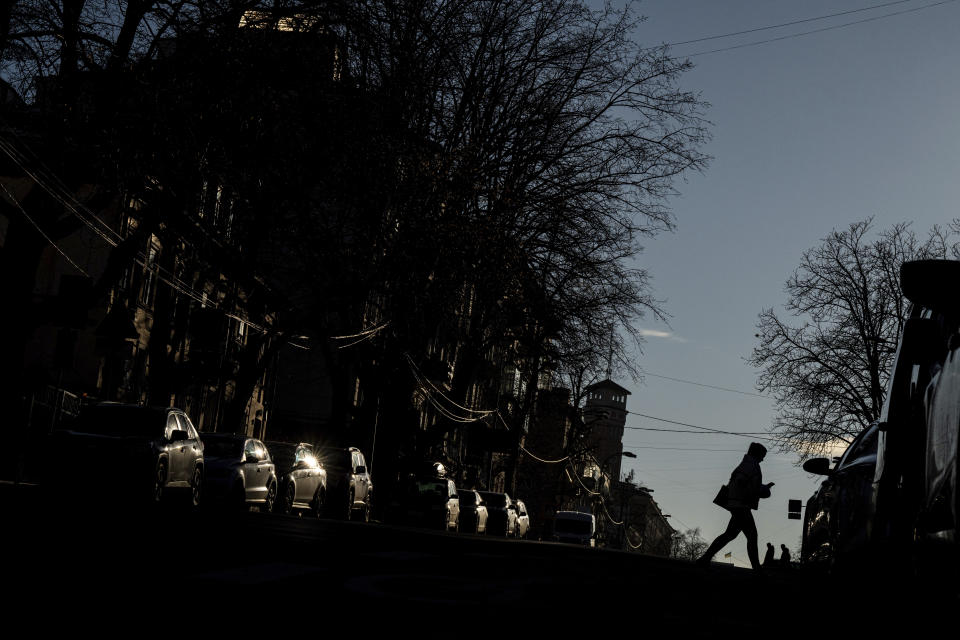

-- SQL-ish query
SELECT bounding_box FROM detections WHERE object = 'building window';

[236,319,247,346]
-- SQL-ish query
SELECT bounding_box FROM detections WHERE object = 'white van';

[550,510,596,547]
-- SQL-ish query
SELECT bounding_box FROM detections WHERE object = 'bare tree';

[0,1,710,468]
[749,218,960,457]
[331,0,709,482]
[671,527,707,561]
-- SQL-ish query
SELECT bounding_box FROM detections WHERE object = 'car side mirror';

[355,465,366,474]
[802,457,833,475]
[170,429,188,443]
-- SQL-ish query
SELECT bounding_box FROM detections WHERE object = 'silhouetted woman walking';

[697,442,774,570]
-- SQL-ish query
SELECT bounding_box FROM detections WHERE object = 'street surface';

[0,482,953,636]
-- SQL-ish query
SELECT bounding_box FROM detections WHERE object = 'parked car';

[266,441,327,517]
[399,476,460,531]
[318,446,372,521]
[50,402,204,507]
[457,489,488,534]
[476,491,518,537]
[549,510,596,547]
[514,499,530,539]
[801,421,879,571]
[201,434,277,512]
[867,258,960,574]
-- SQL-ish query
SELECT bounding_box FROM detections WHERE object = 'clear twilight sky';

[602,0,960,566]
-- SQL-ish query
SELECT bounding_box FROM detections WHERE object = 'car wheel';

[363,497,371,523]
[152,461,167,503]
[263,482,277,513]
[312,488,325,518]
[189,467,202,508]
[346,490,354,521]
[280,482,295,515]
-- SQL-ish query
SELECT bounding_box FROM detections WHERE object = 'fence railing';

[29,385,83,431]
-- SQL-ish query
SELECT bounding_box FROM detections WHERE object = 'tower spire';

[606,328,613,379]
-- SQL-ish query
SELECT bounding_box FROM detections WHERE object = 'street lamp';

[595,450,636,491]
[601,450,636,484]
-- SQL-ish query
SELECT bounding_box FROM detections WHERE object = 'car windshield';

[68,406,164,438]
[266,443,296,468]
[555,518,592,535]
[416,481,447,496]
[318,448,350,470]
[478,492,505,508]
[200,437,243,458]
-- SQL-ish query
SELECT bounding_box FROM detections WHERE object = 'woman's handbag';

[713,484,731,510]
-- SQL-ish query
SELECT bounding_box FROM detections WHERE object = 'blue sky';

[604,0,960,566]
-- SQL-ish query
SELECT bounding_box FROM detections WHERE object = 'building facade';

[583,379,631,485]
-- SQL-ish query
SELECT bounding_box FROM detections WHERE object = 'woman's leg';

[732,509,761,570]
[697,513,743,564]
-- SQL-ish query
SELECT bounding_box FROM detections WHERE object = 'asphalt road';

[1,482,953,636]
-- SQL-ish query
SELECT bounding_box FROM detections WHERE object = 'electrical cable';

[679,0,959,58]
[625,425,769,435]
[0,128,330,351]
[665,0,919,47]
[0,181,90,277]
[519,446,569,464]
[599,498,623,526]
[641,371,769,398]
[335,322,389,348]
[411,378,480,423]
[407,361,495,424]
[405,353,496,419]
[336,331,381,349]
[0,135,122,247]
[625,445,752,452]
[627,411,779,441]
[567,460,601,497]
[0,123,125,245]
[330,321,390,340]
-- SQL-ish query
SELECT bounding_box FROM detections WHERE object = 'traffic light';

[788,499,802,520]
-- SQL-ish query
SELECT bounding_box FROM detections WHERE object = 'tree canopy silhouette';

[750,219,960,456]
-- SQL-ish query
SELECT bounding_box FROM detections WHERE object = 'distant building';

[583,378,631,484]
[612,481,675,556]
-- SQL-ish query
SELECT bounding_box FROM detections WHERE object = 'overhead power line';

[625,425,768,436]
[666,0,919,47]
[642,371,769,398]
[520,446,569,465]
[627,411,778,441]
[676,0,959,58]
[625,445,751,452]
[0,181,90,277]
[0,126,380,351]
